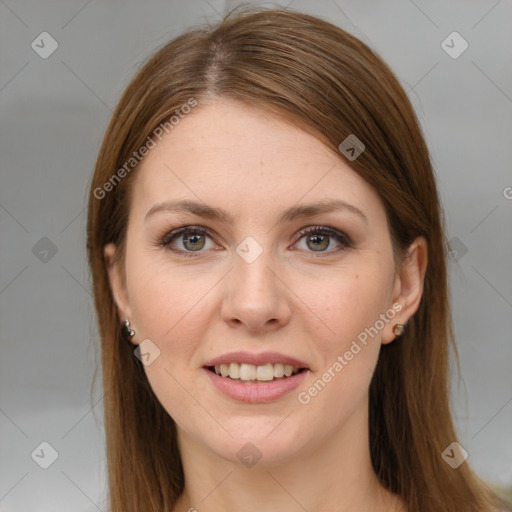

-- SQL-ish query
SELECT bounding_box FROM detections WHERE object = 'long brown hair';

[86,7,505,511]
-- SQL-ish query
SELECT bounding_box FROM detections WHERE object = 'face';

[106,99,423,466]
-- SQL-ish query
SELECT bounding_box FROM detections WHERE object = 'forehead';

[130,99,384,222]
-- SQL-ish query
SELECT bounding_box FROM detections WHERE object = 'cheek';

[124,255,214,427]
[294,265,393,409]
[292,273,389,427]
[125,247,217,340]
[297,266,393,352]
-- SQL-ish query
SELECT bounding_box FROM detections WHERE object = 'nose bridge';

[233,235,279,300]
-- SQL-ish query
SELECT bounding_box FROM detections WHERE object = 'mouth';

[205,363,308,383]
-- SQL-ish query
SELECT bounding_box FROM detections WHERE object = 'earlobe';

[382,236,428,345]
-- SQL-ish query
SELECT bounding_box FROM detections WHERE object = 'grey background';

[1,0,511,510]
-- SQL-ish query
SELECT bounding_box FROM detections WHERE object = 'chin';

[197,416,313,467]
[216,437,306,468]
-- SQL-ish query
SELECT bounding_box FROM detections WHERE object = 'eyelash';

[155,225,352,258]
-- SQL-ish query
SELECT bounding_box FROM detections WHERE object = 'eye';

[155,225,352,257]
[294,226,352,254]
[157,226,218,257]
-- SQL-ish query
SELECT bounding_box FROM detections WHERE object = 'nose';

[221,248,292,334]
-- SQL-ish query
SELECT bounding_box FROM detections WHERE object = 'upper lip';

[203,351,310,369]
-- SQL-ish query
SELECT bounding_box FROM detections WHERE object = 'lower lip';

[203,368,309,404]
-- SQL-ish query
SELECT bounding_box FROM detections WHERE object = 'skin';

[105,98,427,512]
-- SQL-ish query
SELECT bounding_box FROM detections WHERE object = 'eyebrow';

[145,198,368,225]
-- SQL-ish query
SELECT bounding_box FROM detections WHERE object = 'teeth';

[256,363,274,381]
[212,362,302,381]
[228,363,240,379]
[274,363,284,378]
[239,363,256,381]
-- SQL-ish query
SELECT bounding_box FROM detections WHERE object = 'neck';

[172,401,405,512]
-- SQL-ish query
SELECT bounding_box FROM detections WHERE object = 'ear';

[104,243,134,337]
[382,236,428,345]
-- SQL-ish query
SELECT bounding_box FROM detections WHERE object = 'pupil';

[308,234,328,251]
[184,233,205,251]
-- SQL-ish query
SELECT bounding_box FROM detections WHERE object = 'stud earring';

[121,319,135,339]
[393,323,405,336]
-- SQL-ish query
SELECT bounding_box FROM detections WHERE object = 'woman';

[86,7,506,512]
